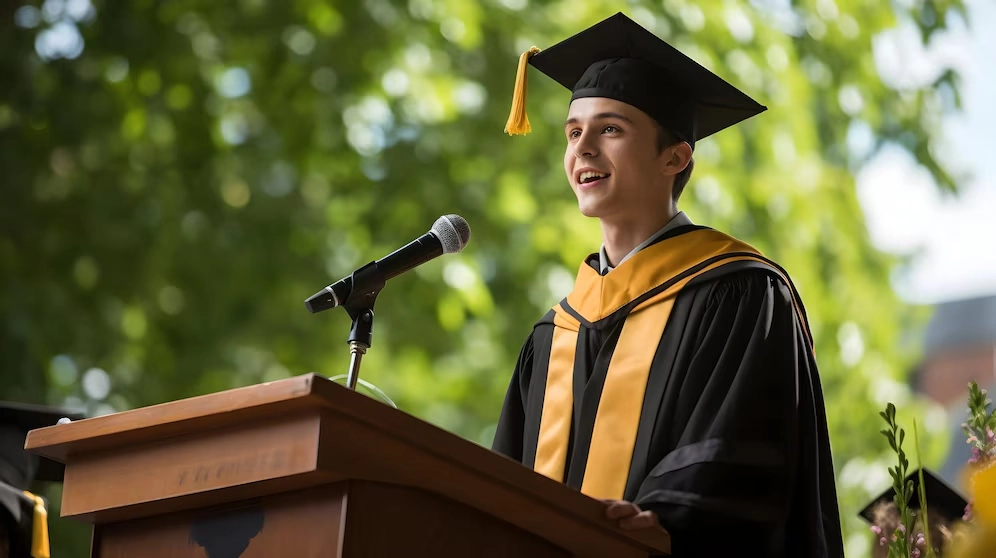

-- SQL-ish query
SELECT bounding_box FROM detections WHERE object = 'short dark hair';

[656,126,694,202]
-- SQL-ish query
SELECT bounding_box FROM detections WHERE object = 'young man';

[491,13,844,557]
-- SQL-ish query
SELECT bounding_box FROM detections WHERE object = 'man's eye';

[603,125,619,134]
[569,129,581,138]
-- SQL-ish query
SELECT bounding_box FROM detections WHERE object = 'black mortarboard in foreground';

[0,401,83,487]
[503,12,767,148]
[858,468,968,525]
[0,402,84,558]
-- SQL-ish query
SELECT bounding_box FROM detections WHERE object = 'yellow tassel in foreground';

[23,491,50,558]
[504,46,541,135]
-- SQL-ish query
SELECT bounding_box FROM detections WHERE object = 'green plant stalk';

[880,403,914,558]
[914,420,935,558]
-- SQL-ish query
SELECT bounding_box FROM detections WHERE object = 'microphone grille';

[431,214,471,254]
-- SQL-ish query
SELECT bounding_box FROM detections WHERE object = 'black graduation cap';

[0,401,84,487]
[858,468,968,525]
[503,12,767,148]
[0,402,83,558]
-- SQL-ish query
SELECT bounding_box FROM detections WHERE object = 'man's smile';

[575,167,611,189]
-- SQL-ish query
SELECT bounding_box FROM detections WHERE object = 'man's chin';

[576,200,611,219]
[577,204,601,218]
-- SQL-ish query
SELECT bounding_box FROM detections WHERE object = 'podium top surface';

[27,374,329,461]
[25,373,670,555]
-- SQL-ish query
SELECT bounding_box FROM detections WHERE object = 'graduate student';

[491,13,844,557]
[0,402,82,558]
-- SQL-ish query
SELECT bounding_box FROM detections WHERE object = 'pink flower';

[879,537,887,547]
[970,446,982,464]
[912,549,921,558]
[916,535,925,547]
[870,525,882,535]
[898,523,906,534]
[968,435,980,445]
[964,501,974,521]
[987,428,995,444]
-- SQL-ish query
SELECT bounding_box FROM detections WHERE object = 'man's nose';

[574,130,599,158]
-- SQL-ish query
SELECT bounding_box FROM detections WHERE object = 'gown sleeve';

[633,270,842,557]
[491,334,535,463]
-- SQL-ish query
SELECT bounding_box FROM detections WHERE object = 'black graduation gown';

[0,481,36,558]
[492,226,844,557]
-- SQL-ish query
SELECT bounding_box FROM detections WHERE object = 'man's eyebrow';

[564,112,635,127]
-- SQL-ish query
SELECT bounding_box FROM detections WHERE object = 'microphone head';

[431,214,471,254]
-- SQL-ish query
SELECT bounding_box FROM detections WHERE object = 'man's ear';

[662,141,693,176]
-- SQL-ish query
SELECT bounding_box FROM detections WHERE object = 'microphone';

[304,214,471,313]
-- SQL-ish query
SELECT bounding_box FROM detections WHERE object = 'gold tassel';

[504,46,541,135]
[22,491,50,558]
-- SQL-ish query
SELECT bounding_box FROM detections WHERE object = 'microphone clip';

[341,260,385,390]
[343,261,385,332]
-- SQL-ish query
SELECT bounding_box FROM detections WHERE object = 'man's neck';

[600,205,679,267]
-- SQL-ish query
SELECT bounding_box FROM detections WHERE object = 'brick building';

[912,295,996,485]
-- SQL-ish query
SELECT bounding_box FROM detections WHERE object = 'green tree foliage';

[0,0,965,555]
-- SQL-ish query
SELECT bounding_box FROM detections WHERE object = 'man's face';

[563,97,675,221]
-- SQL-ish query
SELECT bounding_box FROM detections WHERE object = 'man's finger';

[604,500,640,519]
[618,510,660,531]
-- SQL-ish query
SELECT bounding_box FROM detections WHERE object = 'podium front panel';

[92,481,569,558]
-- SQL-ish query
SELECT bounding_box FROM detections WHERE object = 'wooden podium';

[25,373,670,557]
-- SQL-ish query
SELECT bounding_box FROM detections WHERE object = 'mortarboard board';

[858,468,969,525]
[503,12,767,148]
[0,401,85,487]
[0,402,83,558]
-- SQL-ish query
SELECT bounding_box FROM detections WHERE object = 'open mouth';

[578,170,610,186]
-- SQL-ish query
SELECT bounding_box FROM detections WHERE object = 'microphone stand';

[339,261,385,391]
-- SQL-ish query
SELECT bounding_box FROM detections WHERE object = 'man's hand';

[602,499,662,531]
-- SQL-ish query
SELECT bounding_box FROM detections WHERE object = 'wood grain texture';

[26,376,319,462]
[310,383,670,556]
[94,481,566,558]
[95,484,346,558]
[61,412,343,522]
[316,410,657,557]
[26,373,670,556]
[341,481,567,557]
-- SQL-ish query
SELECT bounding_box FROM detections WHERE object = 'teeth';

[579,171,607,183]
